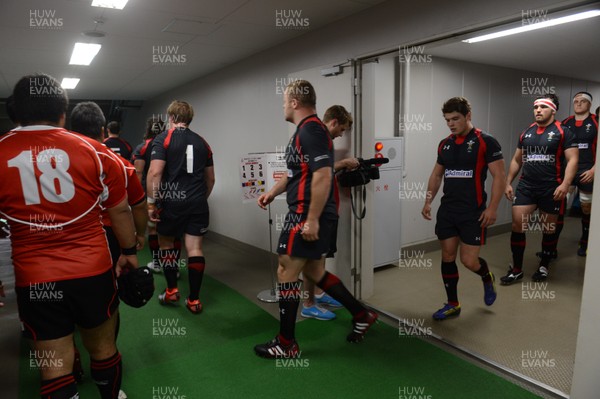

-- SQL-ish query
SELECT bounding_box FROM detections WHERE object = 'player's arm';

[479,159,506,227]
[505,148,523,200]
[134,159,145,183]
[554,148,578,200]
[131,201,147,249]
[303,166,332,241]
[124,165,148,249]
[107,198,138,275]
[99,146,138,274]
[147,159,165,222]
[257,174,288,210]
[204,166,215,198]
[421,163,444,221]
[334,157,359,172]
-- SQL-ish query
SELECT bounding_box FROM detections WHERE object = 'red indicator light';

[375,142,384,152]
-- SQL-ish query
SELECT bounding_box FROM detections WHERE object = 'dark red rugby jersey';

[133,137,156,189]
[517,120,577,187]
[285,114,337,218]
[150,127,213,207]
[436,128,503,211]
[562,114,597,173]
[104,136,133,161]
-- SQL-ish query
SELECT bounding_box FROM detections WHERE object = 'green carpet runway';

[19,256,541,398]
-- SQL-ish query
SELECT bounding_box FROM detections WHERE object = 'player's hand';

[553,184,569,201]
[580,169,594,184]
[301,218,319,241]
[479,208,497,228]
[421,203,432,220]
[136,235,145,251]
[257,193,274,210]
[0,283,5,308]
[343,158,360,170]
[116,254,139,278]
[505,185,514,201]
[148,204,160,222]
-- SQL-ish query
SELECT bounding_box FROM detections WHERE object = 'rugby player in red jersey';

[0,74,138,399]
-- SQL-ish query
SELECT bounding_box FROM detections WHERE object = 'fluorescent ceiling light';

[91,0,129,9]
[463,9,600,43]
[69,43,101,65]
[61,78,80,89]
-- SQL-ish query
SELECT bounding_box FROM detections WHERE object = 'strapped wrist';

[121,245,137,256]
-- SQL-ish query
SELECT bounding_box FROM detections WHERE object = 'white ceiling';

[1,1,598,102]
[425,3,600,83]
[0,0,387,100]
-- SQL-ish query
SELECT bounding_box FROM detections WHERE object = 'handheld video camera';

[337,157,389,187]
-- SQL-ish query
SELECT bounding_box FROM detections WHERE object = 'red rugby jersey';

[0,126,127,286]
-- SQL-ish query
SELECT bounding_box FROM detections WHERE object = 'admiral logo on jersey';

[445,169,473,178]
[525,154,555,163]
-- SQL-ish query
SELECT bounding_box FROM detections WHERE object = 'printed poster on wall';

[240,153,288,203]
[240,155,267,203]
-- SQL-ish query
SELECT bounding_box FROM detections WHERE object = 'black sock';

[581,213,590,248]
[159,249,178,289]
[149,234,159,268]
[540,233,557,267]
[510,232,526,272]
[316,271,365,316]
[188,256,205,301]
[90,352,122,399]
[278,281,301,342]
[174,238,182,265]
[475,257,492,283]
[40,374,78,399]
[555,204,565,240]
[441,261,459,305]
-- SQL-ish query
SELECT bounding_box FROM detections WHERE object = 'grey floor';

[367,216,587,396]
[0,217,586,398]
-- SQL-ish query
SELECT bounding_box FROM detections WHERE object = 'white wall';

[571,149,600,398]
